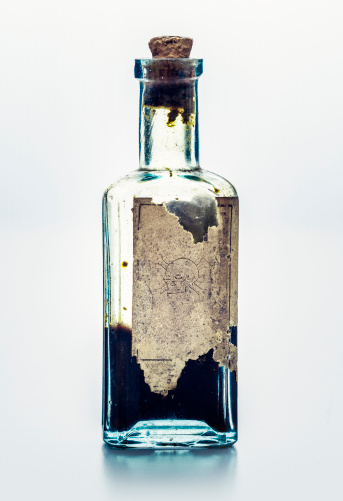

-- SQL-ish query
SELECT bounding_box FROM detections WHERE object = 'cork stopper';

[149,36,193,58]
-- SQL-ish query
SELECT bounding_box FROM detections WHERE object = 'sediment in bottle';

[103,323,237,433]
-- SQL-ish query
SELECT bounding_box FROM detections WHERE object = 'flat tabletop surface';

[1,222,342,501]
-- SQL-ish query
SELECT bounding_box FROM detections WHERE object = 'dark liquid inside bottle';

[103,324,237,434]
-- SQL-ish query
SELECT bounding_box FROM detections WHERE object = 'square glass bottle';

[103,52,238,448]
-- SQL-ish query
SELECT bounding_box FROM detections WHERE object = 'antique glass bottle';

[103,56,238,448]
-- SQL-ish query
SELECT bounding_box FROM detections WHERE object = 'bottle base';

[103,419,237,448]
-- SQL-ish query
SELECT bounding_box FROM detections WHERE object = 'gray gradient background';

[1,1,342,500]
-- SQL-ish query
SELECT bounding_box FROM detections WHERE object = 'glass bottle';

[102,57,238,448]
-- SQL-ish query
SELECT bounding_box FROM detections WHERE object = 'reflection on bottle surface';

[102,444,237,483]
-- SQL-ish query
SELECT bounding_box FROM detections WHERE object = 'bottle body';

[103,57,238,448]
[103,168,238,447]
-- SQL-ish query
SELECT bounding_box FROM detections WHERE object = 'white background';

[1,1,343,500]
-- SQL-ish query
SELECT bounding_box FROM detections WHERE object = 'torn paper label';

[132,196,238,396]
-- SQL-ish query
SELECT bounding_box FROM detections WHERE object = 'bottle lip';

[134,58,203,81]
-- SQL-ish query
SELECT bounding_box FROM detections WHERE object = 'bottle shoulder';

[104,169,238,202]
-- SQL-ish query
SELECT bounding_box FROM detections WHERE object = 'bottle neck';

[139,79,200,171]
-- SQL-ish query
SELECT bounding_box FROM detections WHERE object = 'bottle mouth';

[134,59,203,81]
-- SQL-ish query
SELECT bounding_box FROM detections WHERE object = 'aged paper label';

[132,197,238,396]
